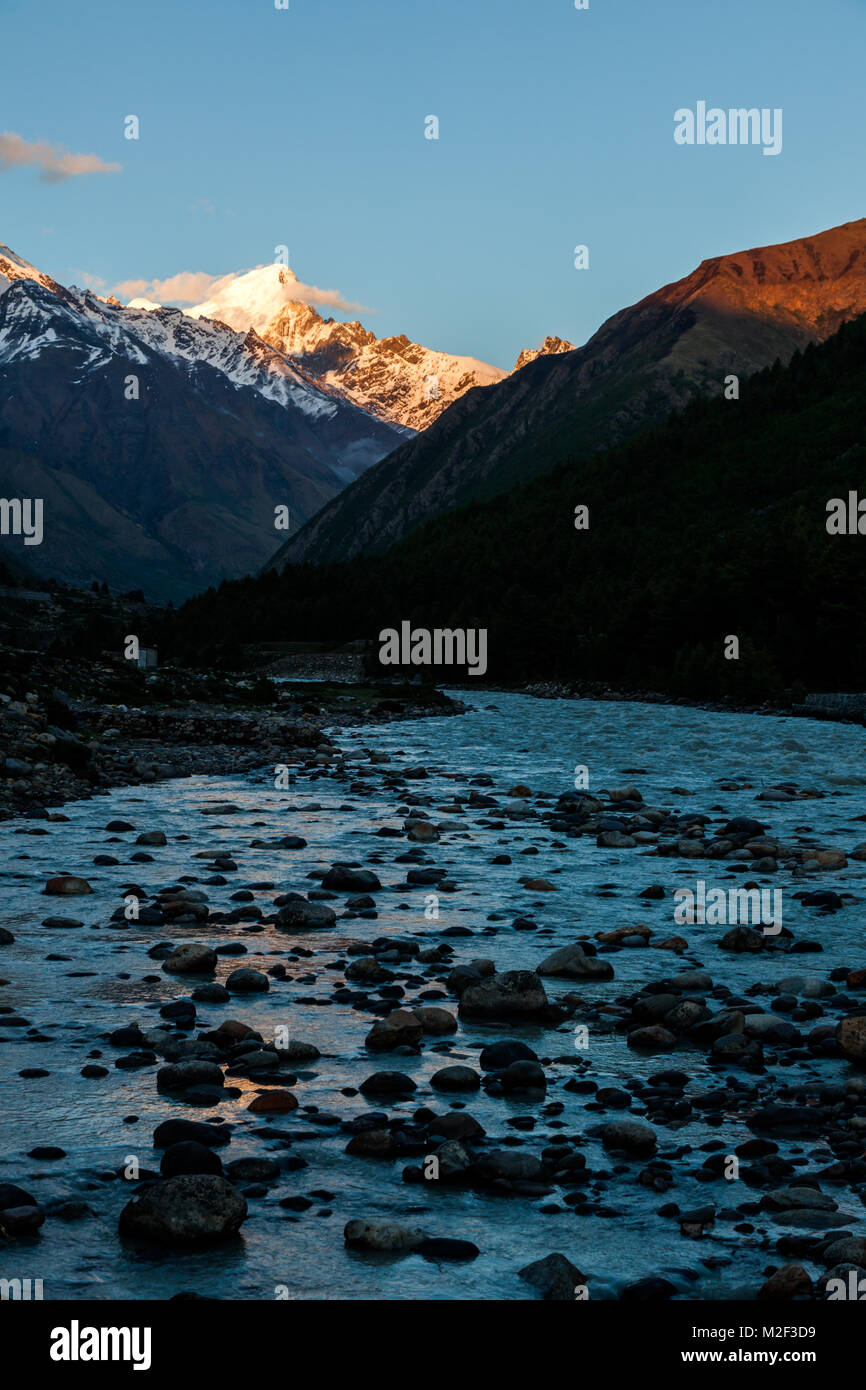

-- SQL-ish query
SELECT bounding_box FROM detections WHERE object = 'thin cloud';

[112,278,151,299]
[74,270,107,290]
[142,271,222,303]
[291,281,372,313]
[0,131,121,182]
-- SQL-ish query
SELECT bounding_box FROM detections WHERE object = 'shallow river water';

[2,692,866,1300]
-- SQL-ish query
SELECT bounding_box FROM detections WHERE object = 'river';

[2,691,865,1300]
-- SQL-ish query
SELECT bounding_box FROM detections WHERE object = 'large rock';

[247,1089,298,1113]
[359,1071,417,1097]
[447,965,482,996]
[344,1219,425,1251]
[136,830,167,846]
[160,1142,224,1178]
[345,956,392,983]
[433,1140,473,1180]
[479,1040,538,1071]
[608,786,642,803]
[836,1014,866,1063]
[428,1112,485,1141]
[757,1264,812,1300]
[601,1120,657,1156]
[365,1009,423,1052]
[44,876,92,895]
[0,1183,39,1211]
[475,1150,544,1183]
[346,1129,398,1158]
[807,849,847,870]
[720,925,765,953]
[537,945,614,981]
[153,1118,231,1149]
[275,899,337,931]
[416,1237,479,1260]
[762,1187,837,1212]
[711,1033,763,1066]
[722,817,766,837]
[406,820,439,842]
[275,1039,321,1062]
[519,1252,586,1300]
[119,1174,246,1244]
[0,1204,45,1234]
[597,831,637,849]
[157,1060,224,1093]
[458,970,548,1020]
[321,866,381,893]
[413,1006,457,1035]
[627,1025,677,1052]
[225,968,269,993]
[822,1237,866,1266]
[191,983,230,1002]
[431,1065,480,1092]
[501,1060,546,1093]
[162,943,217,975]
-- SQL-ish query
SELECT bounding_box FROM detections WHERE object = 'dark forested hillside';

[165,312,866,701]
[271,218,866,567]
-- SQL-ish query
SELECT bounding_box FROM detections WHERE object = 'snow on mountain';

[2,246,575,435]
[122,259,577,432]
[263,301,507,431]
[186,263,305,334]
[0,242,66,299]
[0,260,384,428]
[155,261,508,431]
[0,244,409,599]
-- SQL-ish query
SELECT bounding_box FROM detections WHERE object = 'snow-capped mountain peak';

[261,299,507,431]
[0,242,68,299]
[186,263,306,334]
[1,241,569,435]
[128,261,509,431]
[0,261,349,426]
[0,240,408,600]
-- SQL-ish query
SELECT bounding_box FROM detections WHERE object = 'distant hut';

[137,646,158,670]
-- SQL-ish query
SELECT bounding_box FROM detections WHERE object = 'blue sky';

[2,0,865,368]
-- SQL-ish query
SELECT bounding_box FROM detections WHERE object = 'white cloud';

[0,131,121,182]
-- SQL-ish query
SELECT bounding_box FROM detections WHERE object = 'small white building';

[137,646,158,670]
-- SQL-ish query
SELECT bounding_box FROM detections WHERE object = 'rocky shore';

[522,678,866,728]
[0,652,462,823]
[3,693,866,1300]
